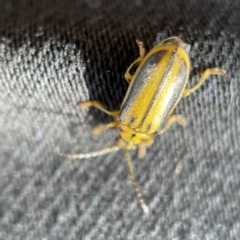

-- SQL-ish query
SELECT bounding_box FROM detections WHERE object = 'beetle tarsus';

[136,39,145,58]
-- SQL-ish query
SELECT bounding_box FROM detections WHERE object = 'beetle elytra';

[60,37,227,214]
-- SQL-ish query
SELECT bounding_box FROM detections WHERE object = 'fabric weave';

[0,0,240,239]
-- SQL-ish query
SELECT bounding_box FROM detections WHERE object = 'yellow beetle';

[60,37,227,214]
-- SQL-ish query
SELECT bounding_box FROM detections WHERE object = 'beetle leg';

[93,120,120,134]
[138,137,153,158]
[80,101,120,117]
[138,145,147,158]
[124,40,145,84]
[158,115,188,135]
[182,68,227,98]
[124,57,143,83]
[136,39,145,58]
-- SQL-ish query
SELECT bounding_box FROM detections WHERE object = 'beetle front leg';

[138,137,153,158]
[93,120,120,134]
[124,40,145,84]
[182,68,227,98]
[158,115,188,135]
[80,101,120,117]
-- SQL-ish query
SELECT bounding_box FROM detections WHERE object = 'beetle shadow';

[1,0,235,139]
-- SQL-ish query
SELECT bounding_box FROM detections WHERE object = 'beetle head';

[117,123,150,146]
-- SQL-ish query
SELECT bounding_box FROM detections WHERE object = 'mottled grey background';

[0,0,240,239]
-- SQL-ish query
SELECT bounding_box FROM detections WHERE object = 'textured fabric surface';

[0,0,240,239]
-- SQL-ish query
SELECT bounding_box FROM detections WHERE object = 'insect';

[60,37,227,214]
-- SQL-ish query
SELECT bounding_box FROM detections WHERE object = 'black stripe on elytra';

[120,51,166,123]
[138,47,178,130]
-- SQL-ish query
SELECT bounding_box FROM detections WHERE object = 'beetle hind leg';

[80,101,120,117]
[158,115,187,135]
[124,40,145,84]
[182,68,227,98]
[136,39,145,58]
[124,57,142,83]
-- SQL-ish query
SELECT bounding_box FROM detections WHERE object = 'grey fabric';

[0,0,240,239]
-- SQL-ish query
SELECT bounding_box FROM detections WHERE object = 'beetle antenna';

[58,145,120,159]
[124,151,149,214]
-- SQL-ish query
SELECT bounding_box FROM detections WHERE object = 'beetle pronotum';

[60,37,227,214]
